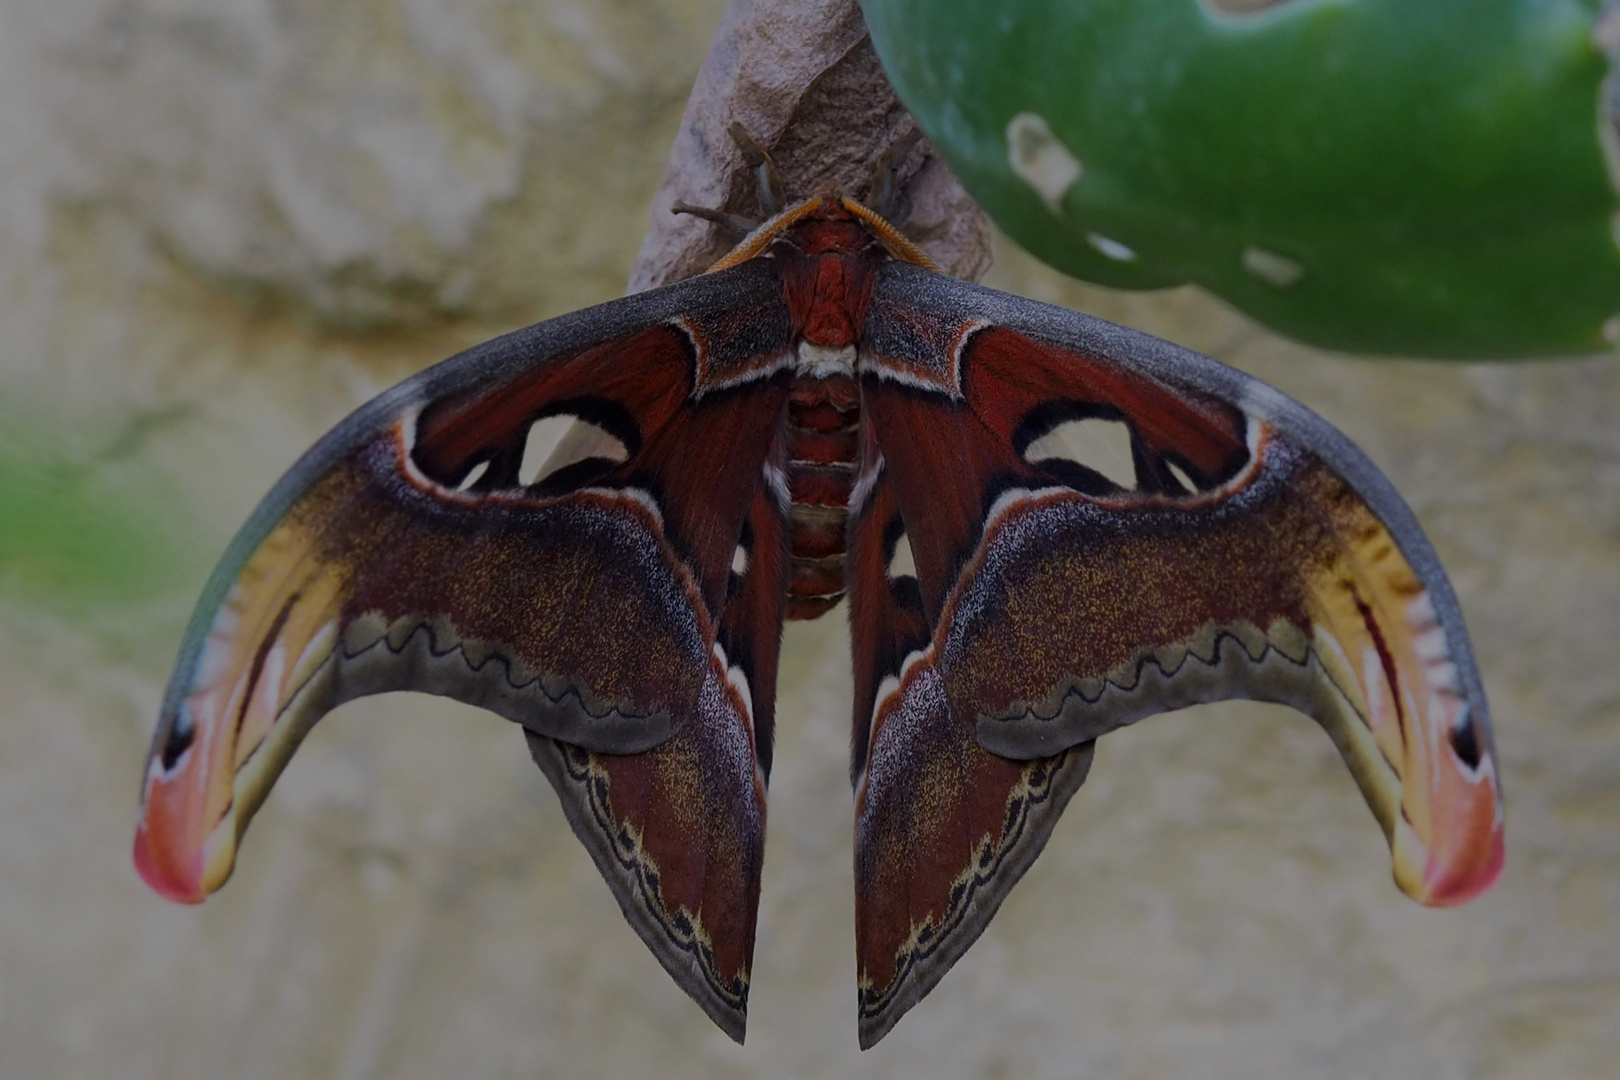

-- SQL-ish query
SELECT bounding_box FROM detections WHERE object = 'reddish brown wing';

[848,447,1096,1047]
[849,265,1503,1046]
[525,475,791,1039]
[134,260,794,1041]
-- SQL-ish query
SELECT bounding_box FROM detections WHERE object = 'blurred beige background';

[2,1,1618,1078]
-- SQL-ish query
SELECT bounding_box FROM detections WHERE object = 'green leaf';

[863,0,1620,357]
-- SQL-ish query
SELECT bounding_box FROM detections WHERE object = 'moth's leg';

[671,201,761,235]
[671,123,786,234]
[727,122,786,216]
[867,128,922,228]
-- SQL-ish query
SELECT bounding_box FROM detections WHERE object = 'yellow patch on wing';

[135,490,349,902]
[1304,504,1502,906]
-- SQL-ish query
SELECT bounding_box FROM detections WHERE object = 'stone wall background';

[2,1,1617,1078]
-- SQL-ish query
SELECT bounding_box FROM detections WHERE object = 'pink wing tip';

[133,826,207,904]
[1418,827,1505,908]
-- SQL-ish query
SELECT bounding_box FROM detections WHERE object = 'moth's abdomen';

[784,374,858,619]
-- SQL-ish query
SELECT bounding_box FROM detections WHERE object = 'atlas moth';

[134,125,1502,1048]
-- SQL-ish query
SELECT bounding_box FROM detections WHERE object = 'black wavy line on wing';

[337,619,668,725]
[234,616,673,782]
[975,627,1400,780]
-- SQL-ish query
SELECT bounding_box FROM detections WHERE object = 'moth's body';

[134,185,1504,1049]
[670,194,935,620]
[781,366,859,618]
[764,202,890,618]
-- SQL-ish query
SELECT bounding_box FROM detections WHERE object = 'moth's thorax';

[772,206,883,349]
[713,194,934,356]
[780,246,879,350]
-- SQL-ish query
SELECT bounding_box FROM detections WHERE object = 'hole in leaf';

[1005,113,1082,214]
[1200,0,1297,15]
[1087,233,1136,262]
[1603,313,1620,346]
[1241,246,1305,289]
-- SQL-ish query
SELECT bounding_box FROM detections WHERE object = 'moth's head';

[706,194,940,275]
[781,195,878,256]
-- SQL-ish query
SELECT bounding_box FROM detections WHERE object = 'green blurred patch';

[0,413,191,615]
